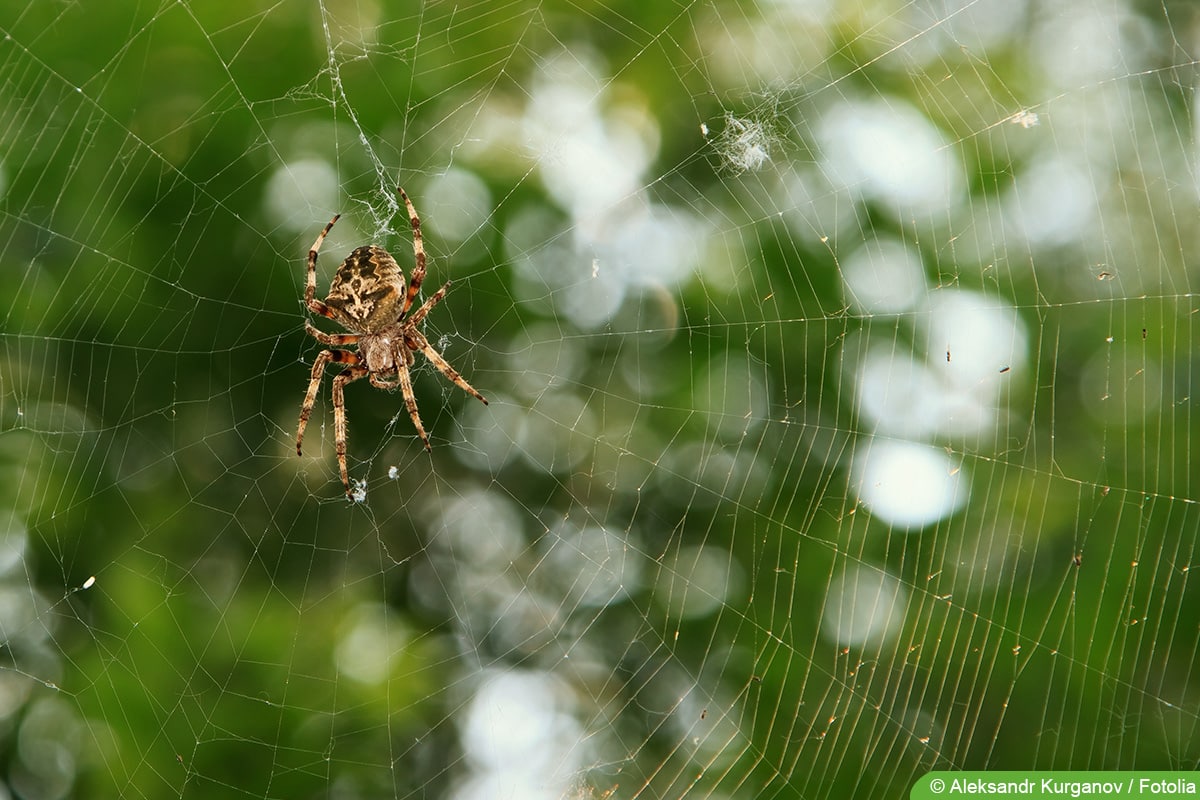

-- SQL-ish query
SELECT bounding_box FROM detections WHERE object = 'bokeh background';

[1,1,1198,798]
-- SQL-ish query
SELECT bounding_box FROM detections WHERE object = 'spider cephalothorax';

[295,187,488,495]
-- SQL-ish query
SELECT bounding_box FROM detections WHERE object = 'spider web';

[0,1,1198,798]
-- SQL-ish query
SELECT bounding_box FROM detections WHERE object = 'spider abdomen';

[324,245,406,332]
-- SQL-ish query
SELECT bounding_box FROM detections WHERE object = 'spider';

[295,187,488,495]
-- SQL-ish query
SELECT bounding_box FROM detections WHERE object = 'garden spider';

[295,187,488,495]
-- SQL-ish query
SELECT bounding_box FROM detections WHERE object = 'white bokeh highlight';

[525,48,658,220]
[540,522,642,608]
[263,159,340,233]
[1002,156,1096,247]
[842,238,928,314]
[469,46,706,331]
[818,98,965,215]
[423,168,494,246]
[852,289,1028,443]
[822,565,907,647]
[852,440,968,529]
[454,670,584,800]
[334,603,410,685]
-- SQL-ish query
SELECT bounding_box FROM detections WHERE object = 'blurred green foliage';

[1,1,1198,799]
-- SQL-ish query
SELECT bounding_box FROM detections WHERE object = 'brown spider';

[295,187,488,495]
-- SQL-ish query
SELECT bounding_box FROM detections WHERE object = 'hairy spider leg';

[401,280,488,405]
[406,280,451,328]
[407,328,489,406]
[395,350,432,453]
[397,188,425,318]
[297,348,359,455]
[305,213,341,319]
[296,347,381,495]
[304,320,358,347]
[368,370,402,391]
[332,364,370,494]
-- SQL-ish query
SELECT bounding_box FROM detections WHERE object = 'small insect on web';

[294,185,489,496]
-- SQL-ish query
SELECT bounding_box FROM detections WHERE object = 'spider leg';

[298,349,357,457]
[408,329,489,406]
[397,188,425,318]
[406,280,451,329]
[305,319,359,347]
[332,364,369,495]
[297,349,363,490]
[395,354,433,452]
[369,372,402,390]
[305,213,341,318]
